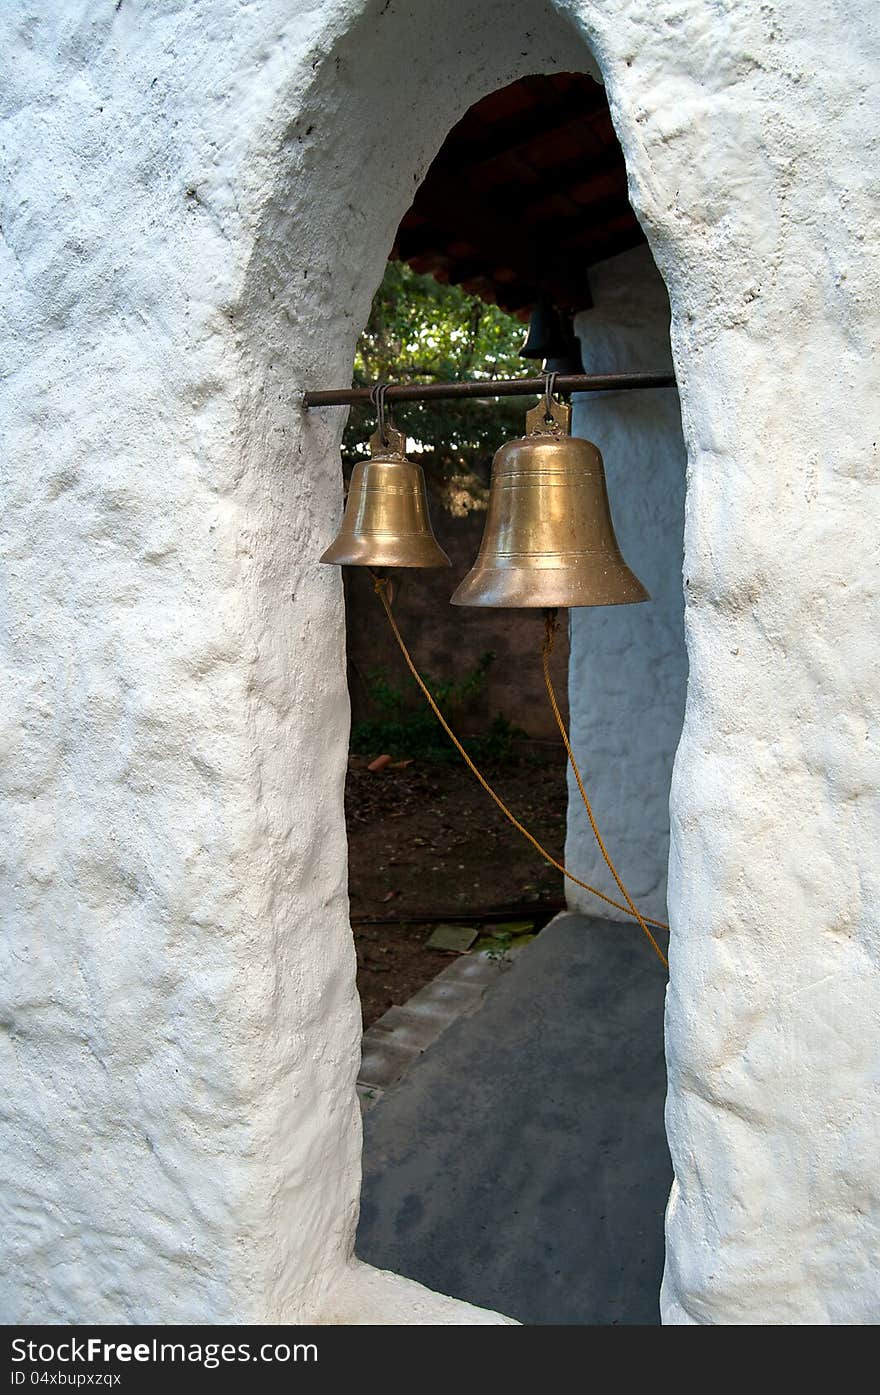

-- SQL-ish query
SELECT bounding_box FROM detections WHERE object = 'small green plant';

[483,931,514,966]
[351,655,523,765]
[472,713,519,764]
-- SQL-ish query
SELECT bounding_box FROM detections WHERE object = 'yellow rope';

[372,574,669,967]
[541,610,668,967]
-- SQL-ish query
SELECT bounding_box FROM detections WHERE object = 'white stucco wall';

[2,0,879,1326]
[567,245,686,926]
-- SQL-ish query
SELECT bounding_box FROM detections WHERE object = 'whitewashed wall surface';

[568,243,687,928]
[1,0,878,1325]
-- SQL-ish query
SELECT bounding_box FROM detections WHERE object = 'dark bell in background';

[519,298,586,376]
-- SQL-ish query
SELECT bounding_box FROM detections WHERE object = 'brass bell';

[320,424,451,569]
[451,397,649,608]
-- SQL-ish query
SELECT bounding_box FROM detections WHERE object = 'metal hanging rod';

[302,372,674,408]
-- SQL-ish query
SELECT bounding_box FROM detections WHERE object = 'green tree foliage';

[342,261,528,514]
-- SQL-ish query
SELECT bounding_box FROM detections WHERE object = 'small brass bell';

[451,396,648,608]
[320,424,451,569]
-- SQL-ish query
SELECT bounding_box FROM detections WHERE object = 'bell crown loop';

[370,380,394,447]
[526,393,571,439]
[368,424,407,459]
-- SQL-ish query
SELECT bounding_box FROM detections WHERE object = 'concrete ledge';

[357,912,670,1324]
[357,949,511,1105]
[318,1259,517,1325]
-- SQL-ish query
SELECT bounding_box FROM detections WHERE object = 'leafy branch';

[343,262,528,514]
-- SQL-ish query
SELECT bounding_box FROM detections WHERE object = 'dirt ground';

[345,745,567,1025]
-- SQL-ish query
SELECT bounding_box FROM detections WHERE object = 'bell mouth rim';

[450,564,649,608]
[320,545,451,568]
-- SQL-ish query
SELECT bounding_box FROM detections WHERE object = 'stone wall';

[344,501,570,743]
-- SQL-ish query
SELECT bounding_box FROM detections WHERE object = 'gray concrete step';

[356,911,671,1325]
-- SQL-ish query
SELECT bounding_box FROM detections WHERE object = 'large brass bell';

[451,395,648,609]
[320,423,450,569]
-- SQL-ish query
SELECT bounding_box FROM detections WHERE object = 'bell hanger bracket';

[525,397,571,436]
[368,425,407,458]
[368,381,407,458]
[525,372,571,437]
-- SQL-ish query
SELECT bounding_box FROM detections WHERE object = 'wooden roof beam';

[432,78,608,174]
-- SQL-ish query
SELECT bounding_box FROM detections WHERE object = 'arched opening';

[327,71,686,1325]
[236,0,695,1324]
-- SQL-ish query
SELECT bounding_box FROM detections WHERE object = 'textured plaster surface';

[0,0,583,1328]
[2,0,879,1326]
[568,245,686,925]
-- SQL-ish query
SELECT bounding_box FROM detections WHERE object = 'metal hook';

[543,370,559,421]
[370,381,392,446]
